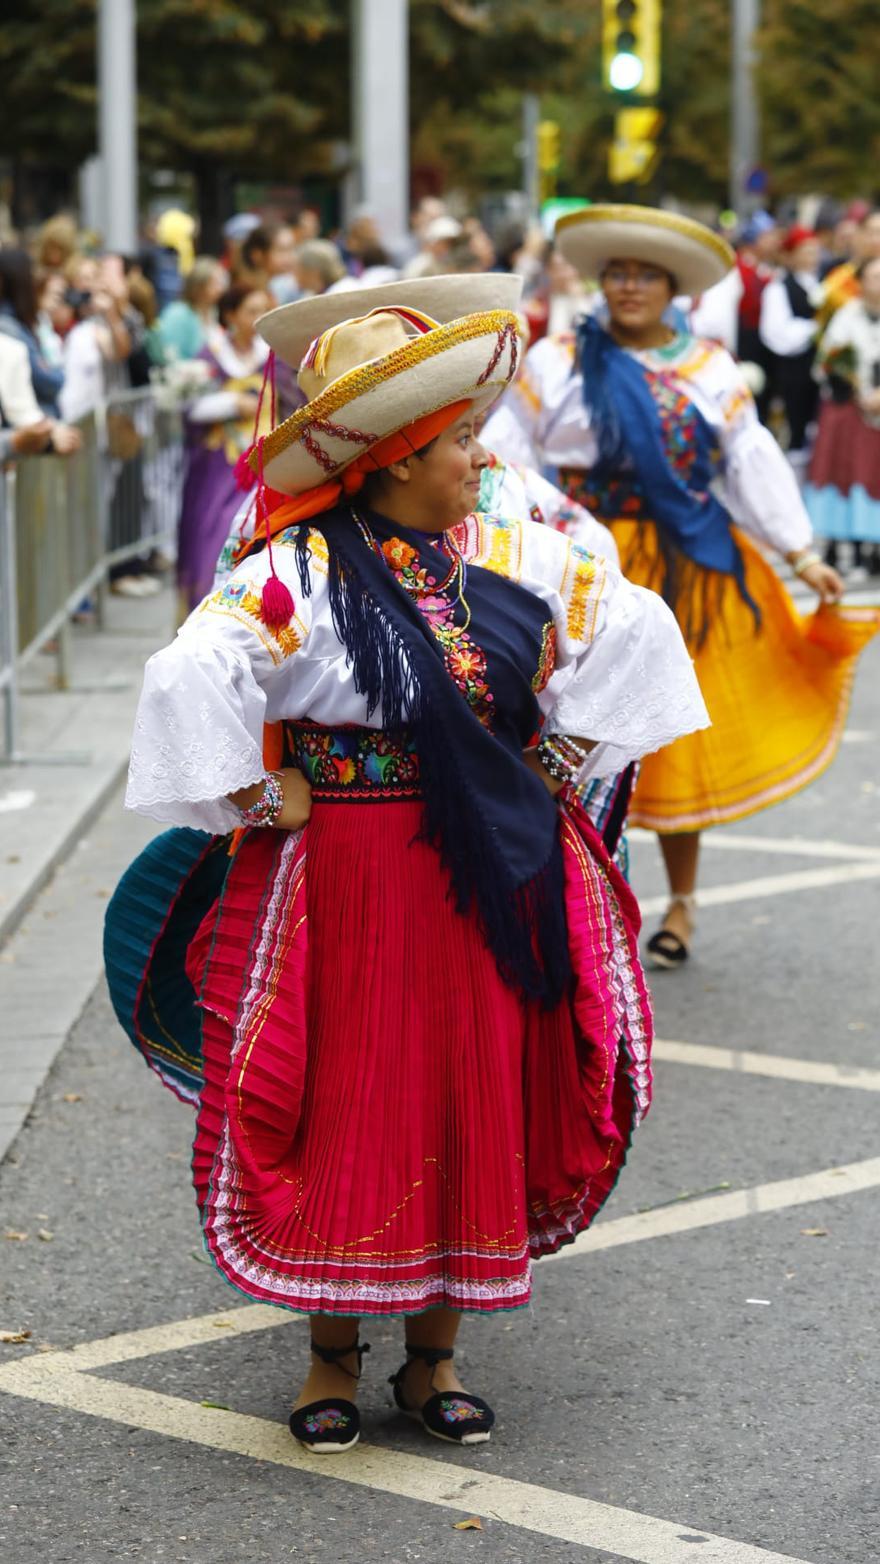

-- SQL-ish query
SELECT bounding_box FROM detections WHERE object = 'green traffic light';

[609,50,644,91]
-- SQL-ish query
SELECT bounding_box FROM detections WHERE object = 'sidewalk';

[0,585,174,1160]
[0,585,175,944]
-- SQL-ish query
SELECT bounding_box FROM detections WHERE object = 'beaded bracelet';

[238,771,284,828]
[537,735,584,785]
[791,550,822,577]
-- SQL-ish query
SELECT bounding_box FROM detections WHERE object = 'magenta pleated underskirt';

[188,797,653,1317]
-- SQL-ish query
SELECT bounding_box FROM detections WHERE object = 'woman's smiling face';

[377,408,489,532]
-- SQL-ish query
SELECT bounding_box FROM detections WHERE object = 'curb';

[0,754,131,951]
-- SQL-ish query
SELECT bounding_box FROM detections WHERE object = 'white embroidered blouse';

[482,330,813,556]
[125,512,709,835]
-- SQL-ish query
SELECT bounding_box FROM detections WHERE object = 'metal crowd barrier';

[0,389,183,763]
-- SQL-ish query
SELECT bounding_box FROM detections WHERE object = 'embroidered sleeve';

[125,544,317,831]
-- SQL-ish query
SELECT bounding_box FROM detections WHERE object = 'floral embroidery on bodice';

[560,369,722,523]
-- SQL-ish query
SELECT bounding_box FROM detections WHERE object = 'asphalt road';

[1,637,878,1564]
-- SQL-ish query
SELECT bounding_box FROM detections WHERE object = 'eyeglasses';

[603,266,669,287]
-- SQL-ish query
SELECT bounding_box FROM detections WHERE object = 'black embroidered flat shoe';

[289,1337,370,1454]
[389,1344,494,1446]
[646,894,695,971]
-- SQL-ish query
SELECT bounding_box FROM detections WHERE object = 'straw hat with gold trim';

[250,303,522,497]
[555,204,734,297]
[257,273,523,369]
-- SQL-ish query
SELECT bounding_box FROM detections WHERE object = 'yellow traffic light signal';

[608,108,663,185]
[602,0,661,97]
[537,120,561,172]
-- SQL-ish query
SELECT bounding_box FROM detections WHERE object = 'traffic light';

[537,120,561,173]
[608,108,663,185]
[537,119,561,201]
[603,0,661,97]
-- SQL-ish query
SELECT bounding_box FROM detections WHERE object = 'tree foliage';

[0,0,875,221]
[756,0,880,198]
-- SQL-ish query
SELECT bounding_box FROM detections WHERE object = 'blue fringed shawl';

[576,317,760,643]
[287,507,572,1010]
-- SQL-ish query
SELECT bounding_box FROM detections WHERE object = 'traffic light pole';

[521,94,540,219]
[730,0,760,213]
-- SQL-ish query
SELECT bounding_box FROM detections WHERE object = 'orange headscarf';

[237,397,472,567]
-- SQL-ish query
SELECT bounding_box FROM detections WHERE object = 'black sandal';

[389,1344,494,1446]
[646,894,695,971]
[289,1337,370,1453]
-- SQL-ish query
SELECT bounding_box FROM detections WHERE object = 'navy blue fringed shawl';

[285,507,572,1009]
[576,316,760,645]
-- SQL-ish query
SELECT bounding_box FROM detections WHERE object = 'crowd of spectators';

[4,189,879,601]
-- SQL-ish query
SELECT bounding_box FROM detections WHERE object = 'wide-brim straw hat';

[257,273,523,368]
[252,302,523,497]
[555,204,734,297]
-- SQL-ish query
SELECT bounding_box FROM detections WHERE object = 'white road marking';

[653,1039,880,1093]
[45,1302,293,1373]
[546,1156,880,1262]
[628,828,880,862]
[0,1355,812,1564]
[637,859,880,915]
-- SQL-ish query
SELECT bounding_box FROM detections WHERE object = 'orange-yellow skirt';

[611,520,880,834]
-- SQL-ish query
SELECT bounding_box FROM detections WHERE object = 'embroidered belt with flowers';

[286,722,421,801]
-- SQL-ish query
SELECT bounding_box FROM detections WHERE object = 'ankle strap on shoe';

[404,1344,454,1367]
[310,1338,371,1380]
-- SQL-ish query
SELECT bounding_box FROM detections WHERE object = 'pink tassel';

[233,447,257,491]
[255,434,294,630]
[260,572,295,630]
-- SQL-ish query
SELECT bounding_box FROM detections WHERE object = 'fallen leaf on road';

[801,1227,828,1238]
[0,1330,31,1344]
[37,1229,54,1242]
[4,1230,28,1242]
[62,1093,82,1104]
[199,1399,230,1410]
[211,1320,234,1329]
[452,1518,483,1531]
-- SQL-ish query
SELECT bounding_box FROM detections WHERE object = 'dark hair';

[358,242,392,268]
[360,431,441,504]
[0,248,38,329]
[241,222,290,269]
[217,283,267,325]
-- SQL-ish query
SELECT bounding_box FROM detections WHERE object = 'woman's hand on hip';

[276,768,313,829]
[228,768,312,830]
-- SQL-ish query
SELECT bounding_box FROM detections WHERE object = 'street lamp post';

[97,0,138,250]
[730,0,760,215]
[352,0,409,249]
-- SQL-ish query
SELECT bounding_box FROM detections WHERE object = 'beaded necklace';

[352,510,473,639]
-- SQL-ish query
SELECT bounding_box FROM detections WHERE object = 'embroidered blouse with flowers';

[126,507,707,836]
[483,328,813,557]
[483,325,879,836]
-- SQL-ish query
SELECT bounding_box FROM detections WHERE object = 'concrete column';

[98,0,138,250]
[352,0,409,248]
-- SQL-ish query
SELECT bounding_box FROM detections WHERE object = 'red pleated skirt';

[187,791,652,1317]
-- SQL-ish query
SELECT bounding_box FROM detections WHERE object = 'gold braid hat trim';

[250,309,521,475]
[554,204,735,272]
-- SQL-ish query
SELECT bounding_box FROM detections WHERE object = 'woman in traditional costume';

[805,255,880,575]
[485,205,879,969]
[107,278,707,1454]
[176,283,272,612]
